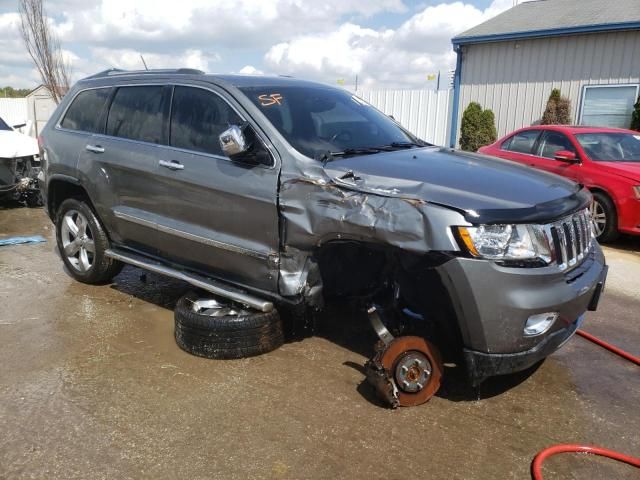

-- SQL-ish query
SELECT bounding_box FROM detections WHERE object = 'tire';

[174,292,284,359]
[55,197,123,284]
[591,192,619,243]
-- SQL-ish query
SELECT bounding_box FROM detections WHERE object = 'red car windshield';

[575,132,640,162]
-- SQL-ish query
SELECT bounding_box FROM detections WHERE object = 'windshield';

[239,85,422,159]
[575,132,640,162]
[0,117,12,131]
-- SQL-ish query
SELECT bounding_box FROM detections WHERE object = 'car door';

[153,84,280,292]
[81,84,170,255]
[533,130,581,180]
[495,129,542,166]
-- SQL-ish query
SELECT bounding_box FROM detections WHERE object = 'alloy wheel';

[590,201,607,238]
[60,209,95,272]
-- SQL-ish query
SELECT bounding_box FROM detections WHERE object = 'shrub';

[460,102,497,151]
[541,88,572,125]
[631,96,640,131]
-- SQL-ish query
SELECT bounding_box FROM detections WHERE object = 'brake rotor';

[376,336,443,407]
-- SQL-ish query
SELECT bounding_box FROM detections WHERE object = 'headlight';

[456,224,553,264]
[634,186,640,199]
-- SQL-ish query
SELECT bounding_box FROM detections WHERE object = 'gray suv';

[40,69,607,407]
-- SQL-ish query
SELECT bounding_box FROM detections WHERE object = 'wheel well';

[588,187,616,208]
[47,179,92,219]
[315,241,464,358]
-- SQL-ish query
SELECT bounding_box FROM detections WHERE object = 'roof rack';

[84,68,205,80]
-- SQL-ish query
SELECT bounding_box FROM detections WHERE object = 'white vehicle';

[0,116,42,206]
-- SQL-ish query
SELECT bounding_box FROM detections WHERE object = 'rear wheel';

[55,198,123,284]
[590,192,619,243]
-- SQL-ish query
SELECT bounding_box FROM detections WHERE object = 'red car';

[478,126,640,242]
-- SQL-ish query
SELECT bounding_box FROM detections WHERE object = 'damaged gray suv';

[40,69,607,407]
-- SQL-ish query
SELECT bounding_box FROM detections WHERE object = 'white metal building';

[449,0,640,147]
[26,85,58,137]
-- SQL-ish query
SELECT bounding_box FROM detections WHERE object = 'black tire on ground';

[174,292,284,359]
[591,191,619,243]
[55,197,123,284]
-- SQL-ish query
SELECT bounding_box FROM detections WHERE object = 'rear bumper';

[436,244,607,384]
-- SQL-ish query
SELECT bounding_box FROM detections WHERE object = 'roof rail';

[84,68,205,80]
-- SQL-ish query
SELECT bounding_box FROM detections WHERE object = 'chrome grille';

[545,208,594,271]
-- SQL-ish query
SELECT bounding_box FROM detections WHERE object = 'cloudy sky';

[0,0,521,90]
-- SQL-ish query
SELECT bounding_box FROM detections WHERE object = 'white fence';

[0,98,28,128]
[358,89,452,146]
[1,89,454,145]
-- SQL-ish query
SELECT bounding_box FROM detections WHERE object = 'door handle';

[86,144,105,154]
[159,160,184,171]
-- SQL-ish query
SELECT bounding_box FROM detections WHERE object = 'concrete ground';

[1,206,638,480]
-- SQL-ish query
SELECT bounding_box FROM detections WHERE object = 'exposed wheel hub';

[395,351,432,393]
[365,335,443,408]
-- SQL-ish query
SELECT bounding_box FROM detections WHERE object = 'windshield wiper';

[319,148,384,164]
[375,141,428,150]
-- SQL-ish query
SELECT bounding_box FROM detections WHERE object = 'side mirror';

[554,150,578,163]
[12,123,26,130]
[219,125,249,157]
[219,124,272,166]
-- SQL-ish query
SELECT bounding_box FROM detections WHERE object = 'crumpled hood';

[0,130,38,159]
[323,147,590,224]
[596,161,640,182]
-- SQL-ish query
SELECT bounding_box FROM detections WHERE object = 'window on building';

[537,131,576,159]
[170,86,242,156]
[60,88,111,133]
[580,85,639,129]
[106,86,165,144]
[501,130,541,154]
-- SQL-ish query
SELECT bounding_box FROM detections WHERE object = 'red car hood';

[597,162,640,182]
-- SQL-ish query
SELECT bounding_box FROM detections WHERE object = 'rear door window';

[501,130,541,154]
[537,131,576,158]
[106,86,165,144]
[60,88,111,133]
[170,86,242,156]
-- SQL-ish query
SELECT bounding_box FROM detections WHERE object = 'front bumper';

[436,243,607,384]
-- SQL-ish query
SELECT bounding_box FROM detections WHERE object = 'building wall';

[26,87,58,138]
[456,30,640,142]
[359,89,452,146]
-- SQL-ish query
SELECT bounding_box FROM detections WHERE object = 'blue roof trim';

[452,21,640,45]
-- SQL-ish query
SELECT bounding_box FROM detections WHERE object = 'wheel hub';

[365,335,443,408]
[395,351,432,393]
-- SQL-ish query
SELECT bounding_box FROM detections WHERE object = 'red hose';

[576,329,640,365]
[531,444,640,480]
[531,330,640,479]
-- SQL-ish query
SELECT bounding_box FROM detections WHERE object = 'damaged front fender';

[276,158,469,305]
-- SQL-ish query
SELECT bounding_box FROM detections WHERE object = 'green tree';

[0,86,31,98]
[459,102,497,151]
[631,96,640,131]
[541,88,572,125]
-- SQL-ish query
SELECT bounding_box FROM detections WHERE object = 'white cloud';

[264,0,518,88]
[56,0,407,51]
[0,0,523,89]
[90,47,218,72]
[238,65,265,75]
